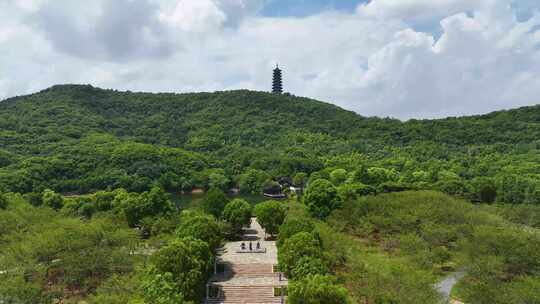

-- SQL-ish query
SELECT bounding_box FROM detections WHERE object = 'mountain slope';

[0,84,539,199]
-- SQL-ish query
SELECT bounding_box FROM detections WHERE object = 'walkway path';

[436,271,466,304]
[205,218,287,304]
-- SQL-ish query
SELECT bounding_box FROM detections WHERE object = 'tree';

[223,199,252,235]
[366,167,397,185]
[277,218,315,247]
[501,174,530,204]
[201,188,228,218]
[42,189,64,210]
[278,232,322,278]
[238,169,270,194]
[150,237,212,302]
[472,178,497,203]
[176,213,223,252]
[208,173,230,191]
[288,275,349,304]
[94,190,116,211]
[329,169,347,185]
[254,201,287,237]
[337,182,376,202]
[0,192,7,209]
[141,269,186,304]
[291,257,329,278]
[122,187,175,227]
[262,180,281,195]
[24,192,43,207]
[293,172,307,187]
[303,179,342,219]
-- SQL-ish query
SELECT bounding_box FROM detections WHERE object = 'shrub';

[288,275,349,304]
[42,189,64,210]
[0,193,7,209]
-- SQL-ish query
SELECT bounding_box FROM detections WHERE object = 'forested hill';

[0,84,539,202]
[2,84,539,148]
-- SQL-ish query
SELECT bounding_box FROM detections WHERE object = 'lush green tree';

[0,215,137,300]
[500,174,530,204]
[278,232,323,277]
[141,269,186,304]
[254,201,287,237]
[303,179,342,219]
[329,169,347,185]
[42,189,64,210]
[293,172,307,187]
[94,190,116,211]
[201,188,228,218]
[0,192,7,209]
[365,167,397,186]
[24,192,43,207]
[150,237,212,302]
[337,182,376,202]
[277,217,315,247]
[472,178,497,203]
[208,173,230,191]
[291,257,329,278]
[223,199,252,234]
[87,274,139,304]
[176,213,223,252]
[122,187,175,227]
[262,180,282,195]
[308,171,330,185]
[238,169,270,194]
[288,275,349,304]
[435,178,469,197]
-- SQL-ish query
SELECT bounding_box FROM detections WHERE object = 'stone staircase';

[206,285,283,304]
[204,218,287,304]
[229,263,275,277]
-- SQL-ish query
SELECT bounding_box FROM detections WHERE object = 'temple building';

[272,64,283,94]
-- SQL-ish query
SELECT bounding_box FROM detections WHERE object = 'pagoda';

[272,64,283,94]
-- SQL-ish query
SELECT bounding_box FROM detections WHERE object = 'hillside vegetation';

[1,85,540,303]
[0,84,539,203]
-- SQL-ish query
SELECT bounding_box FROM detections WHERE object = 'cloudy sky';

[1,0,540,119]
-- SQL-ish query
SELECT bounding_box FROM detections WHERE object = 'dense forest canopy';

[1,85,540,303]
[0,84,539,204]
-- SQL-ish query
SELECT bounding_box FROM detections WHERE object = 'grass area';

[285,198,441,303]
[284,191,540,303]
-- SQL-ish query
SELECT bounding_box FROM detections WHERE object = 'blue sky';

[261,0,365,17]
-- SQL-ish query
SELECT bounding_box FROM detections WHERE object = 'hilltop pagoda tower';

[272,64,283,94]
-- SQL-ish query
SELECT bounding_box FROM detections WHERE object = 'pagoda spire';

[272,64,283,94]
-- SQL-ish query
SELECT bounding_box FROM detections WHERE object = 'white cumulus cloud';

[0,0,539,119]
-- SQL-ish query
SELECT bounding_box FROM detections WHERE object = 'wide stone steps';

[206,285,283,304]
[228,264,274,275]
[205,219,287,304]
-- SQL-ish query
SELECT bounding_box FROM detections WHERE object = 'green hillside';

[1,85,540,303]
[1,84,539,203]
